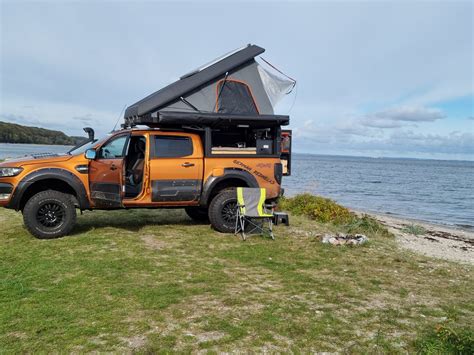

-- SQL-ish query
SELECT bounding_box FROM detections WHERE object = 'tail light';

[274,163,283,185]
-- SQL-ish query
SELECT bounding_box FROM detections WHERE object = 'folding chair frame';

[234,200,275,241]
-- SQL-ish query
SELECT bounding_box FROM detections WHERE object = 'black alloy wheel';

[36,202,65,228]
[23,190,77,239]
[209,190,239,233]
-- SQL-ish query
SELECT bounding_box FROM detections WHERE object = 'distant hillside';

[0,121,86,145]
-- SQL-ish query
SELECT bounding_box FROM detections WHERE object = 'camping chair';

[235,187,275,241]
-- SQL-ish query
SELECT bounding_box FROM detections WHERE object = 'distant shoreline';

[0,121,84,146]
[293,151,474,163]
[0,142,73,146]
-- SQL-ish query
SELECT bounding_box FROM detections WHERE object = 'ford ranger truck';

[0,126,291,239]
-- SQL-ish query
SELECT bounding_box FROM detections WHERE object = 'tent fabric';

[158,61,273,116]
[123,44,295,128]
[216,80,259,115]
[124,44,265,120]
[257,64,296,107]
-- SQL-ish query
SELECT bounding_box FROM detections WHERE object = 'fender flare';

[200,168,258,207]
[7,168,90,210]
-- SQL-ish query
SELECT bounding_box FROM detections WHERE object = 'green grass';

[0,200,473,352]
[402,224,427,236]
[415,323,474,354]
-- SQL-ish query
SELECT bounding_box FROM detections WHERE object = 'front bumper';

[0,182,13,204]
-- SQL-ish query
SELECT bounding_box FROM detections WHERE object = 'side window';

[98,135,128,159]
[153,136,193,158]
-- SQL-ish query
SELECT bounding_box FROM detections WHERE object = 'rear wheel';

[23,190,77,239]
[209,190,238,233]
[184,206,209,222]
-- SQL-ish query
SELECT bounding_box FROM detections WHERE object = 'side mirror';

[85,149,97,160]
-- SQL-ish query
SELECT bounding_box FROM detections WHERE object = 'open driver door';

[88,134,130,208]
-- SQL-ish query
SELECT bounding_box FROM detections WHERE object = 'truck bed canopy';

[124,44,294,128]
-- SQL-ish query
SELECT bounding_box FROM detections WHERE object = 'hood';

[0,153,73,167]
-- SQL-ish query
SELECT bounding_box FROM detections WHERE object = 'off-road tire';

[184,206,209,223]
[208,190,238,233]
[23,190,77,239]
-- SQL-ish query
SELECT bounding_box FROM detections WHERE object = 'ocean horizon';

[285,153,473,230]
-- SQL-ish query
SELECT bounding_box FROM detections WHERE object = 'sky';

[0,0,473,160]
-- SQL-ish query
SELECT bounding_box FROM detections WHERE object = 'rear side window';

[153,136,193,158]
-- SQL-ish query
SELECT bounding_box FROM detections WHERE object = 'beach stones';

[321,233,368,246]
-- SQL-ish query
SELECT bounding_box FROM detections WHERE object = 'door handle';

[181,162,195,168]
[110,164,118,171]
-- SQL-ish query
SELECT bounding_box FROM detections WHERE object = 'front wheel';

[208,190,238,233]
[23,190,77,239]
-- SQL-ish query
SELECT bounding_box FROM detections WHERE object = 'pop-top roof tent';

[124,44,295,128]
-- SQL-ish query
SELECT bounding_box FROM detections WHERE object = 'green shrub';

[402,224,426,235]
[279,194,391,237]
[345,214,392,238]
[415,323,474,354]
[279,193,354,225]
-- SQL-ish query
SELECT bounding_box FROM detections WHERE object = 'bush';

[415,323,474,354]
[402,224,426,235]
[279,193,354,224]
[279,194,391,237]
[345,215,392,238]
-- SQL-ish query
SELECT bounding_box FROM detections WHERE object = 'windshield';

[68,135,110,156]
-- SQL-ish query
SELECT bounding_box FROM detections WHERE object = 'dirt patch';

[140,234,171,250]
[194,331,225,343]
[223,266,283,295]
[7,332,27,340]
[120,335,147,349]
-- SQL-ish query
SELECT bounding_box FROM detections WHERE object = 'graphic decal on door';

[151,180,202,202]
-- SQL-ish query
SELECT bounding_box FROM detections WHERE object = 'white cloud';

[371,106,445,122]
[360,106,445,129]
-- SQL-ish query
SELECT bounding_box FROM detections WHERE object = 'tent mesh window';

[215,80,259,115]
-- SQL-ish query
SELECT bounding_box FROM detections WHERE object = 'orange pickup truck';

[0,123,291,239]
[0,44,294,238]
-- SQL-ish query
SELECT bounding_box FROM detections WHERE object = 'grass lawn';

[0,206,473,352]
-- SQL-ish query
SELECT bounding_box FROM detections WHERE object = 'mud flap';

[90,182,122,208]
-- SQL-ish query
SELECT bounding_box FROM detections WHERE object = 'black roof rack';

[124,44,265,120]
[126,111,289,128]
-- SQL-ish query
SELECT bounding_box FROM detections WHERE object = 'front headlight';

[0,167,23,177]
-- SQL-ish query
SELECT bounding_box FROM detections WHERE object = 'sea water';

[1,144,472,229]
[0,143,72,159]
[284,154,474,230]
